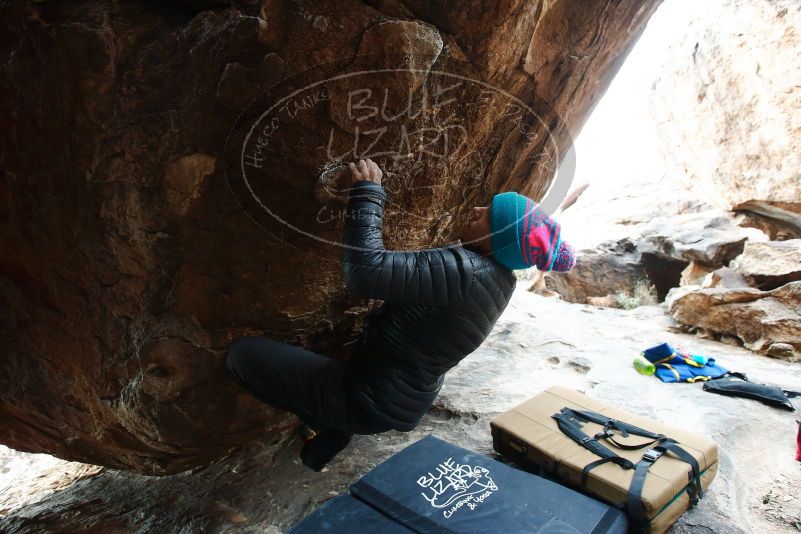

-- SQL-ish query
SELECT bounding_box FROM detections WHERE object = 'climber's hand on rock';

[348,158,382,187]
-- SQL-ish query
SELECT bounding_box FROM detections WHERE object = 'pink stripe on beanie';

[490,192,576,272]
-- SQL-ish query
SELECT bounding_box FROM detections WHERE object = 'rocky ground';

[1,288,799,533]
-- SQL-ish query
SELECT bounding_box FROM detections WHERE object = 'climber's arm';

[341,159,471,307]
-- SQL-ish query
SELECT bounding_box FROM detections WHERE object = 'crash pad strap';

[625,440,701,533]
[567,408,664,440]
[591,507,624,534]
[552,410,635,470]
[627,448,663,533]
[605,434,664,451]
[553,407,704,534]
[581,457,620,487]
[659,440,703,502]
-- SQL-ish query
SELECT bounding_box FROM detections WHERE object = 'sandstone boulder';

[660,213,751,266]
[734,211,800,242]
[731,239,801,290]
[545,242,648,303]
[666,282,801,361]
[547,210,753,303]
[650,0,801,237]
[0,0,663,474]
[680,262,713,287]
[700,267,750,290]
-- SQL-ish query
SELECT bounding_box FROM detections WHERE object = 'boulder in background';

[667,281,801,361]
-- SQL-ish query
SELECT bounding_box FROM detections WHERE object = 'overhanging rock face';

[0,0,662,474]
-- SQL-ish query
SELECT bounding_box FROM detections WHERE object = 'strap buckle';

[606,419,629,437]
[643,449,663,463]
[594,428,614,441]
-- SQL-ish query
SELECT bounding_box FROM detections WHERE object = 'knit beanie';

[489,192,576,272]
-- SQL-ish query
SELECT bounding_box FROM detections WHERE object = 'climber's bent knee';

[225,336,252,375]
[225,335,276,385]
[224,335,396,437]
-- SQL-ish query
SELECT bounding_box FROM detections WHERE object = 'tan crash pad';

[490,386,718,534]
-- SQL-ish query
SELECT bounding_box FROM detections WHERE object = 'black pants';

[225,336,393,435]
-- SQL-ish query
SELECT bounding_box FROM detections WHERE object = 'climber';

[225,158,576,471]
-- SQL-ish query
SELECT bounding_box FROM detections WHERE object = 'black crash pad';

[287,494,414,533]
[350,435,628,534]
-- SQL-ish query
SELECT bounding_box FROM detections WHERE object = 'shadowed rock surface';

[0,0,663,473]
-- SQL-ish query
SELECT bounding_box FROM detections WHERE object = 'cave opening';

[640,253,689,302]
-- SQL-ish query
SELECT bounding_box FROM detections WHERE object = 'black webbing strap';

[627,448,664,532]
[581,457,621,487]
[567,408,668,453]
[554,407,705,534]
[659,440,703,502]
[552,410,635,470]
[625,440,702,533]
[568,409,664,440]
[590,506,623,534]
[605,434,664,451]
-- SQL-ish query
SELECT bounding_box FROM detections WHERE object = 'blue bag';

[642,342,728,383]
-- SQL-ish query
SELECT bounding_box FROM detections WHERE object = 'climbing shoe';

[300,429,353,472]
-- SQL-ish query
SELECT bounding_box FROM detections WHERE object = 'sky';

[568,0,699,190]
[552,0,710,247]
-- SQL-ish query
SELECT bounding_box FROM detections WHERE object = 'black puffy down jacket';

[342,180,517,431]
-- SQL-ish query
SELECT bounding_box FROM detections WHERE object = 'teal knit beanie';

[489,192,576,272]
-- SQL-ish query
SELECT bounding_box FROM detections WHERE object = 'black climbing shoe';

[300,429,353,472]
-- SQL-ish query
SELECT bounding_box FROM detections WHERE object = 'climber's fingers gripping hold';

[348,158,382,187]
